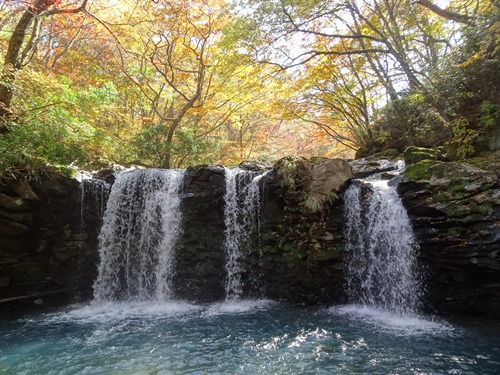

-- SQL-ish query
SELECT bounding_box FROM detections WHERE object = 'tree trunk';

[0,1,50,130]
[0,0,87,133]
[161,120,180,169]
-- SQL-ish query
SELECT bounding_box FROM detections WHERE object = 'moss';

[436,193,448,203]
[372,148,400,160]
[301,192,330,214]
[461,213,487,222]
[50,165,78,178]
[476,203,493,215]
[404,160,444,180]
[404,146,444,166]
[450,181,468,192]
[274,155,312,192]
[466,150,500,172]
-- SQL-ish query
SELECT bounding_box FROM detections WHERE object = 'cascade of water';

[93,169,185,302]
[80,179,110,232]
[223,167,269,300]
[344,165,423,315]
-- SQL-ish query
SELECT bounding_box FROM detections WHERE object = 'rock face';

[0,172,84,311]
[259,171,347,304]
[174,158,353,304]
[399,158,500,318]
[261,157,352,303]
[2,153,500,319]
[174,165,227,301]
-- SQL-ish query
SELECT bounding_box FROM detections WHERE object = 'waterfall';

[93,169,185,302]
[223,167,269,300]
[81,178,110,232]
[344,166,423,315]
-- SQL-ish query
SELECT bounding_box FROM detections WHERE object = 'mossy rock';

[404,146,444,166]
[467,151,500,173]
[274,155,312,192]
[308,244,343,261]
[49,165,79,178]
[404,160,496,185]
[404,160,444,180]
[371,148,400,160]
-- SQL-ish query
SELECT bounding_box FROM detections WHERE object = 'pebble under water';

[1,301,499,374]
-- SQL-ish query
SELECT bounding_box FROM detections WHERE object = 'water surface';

[1,302,499,374]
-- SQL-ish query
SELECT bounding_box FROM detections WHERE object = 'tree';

[115,0,229,168]
[0,0,89,133]
[287,46,381,151]
[232,0,475,153]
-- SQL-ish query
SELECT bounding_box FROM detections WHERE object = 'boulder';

[274,156,352,213]
[238,160,272,171]
[309,158,352,195]
[403,146,445,165]
[349,158,398,179]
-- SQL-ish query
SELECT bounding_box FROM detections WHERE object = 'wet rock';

[93,169,116,184]
[174,165,226,301]
[399,156,500,318]
[9,178,39,201]
[349,158,397,179]
[0,193,31,211]
[0,219,30,236]
[0,172,82,311]
[238,160,272,171]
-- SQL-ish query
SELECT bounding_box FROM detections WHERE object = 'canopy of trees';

[0,0,498,173]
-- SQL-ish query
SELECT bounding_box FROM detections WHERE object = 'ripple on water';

[1,302,499,375]
[203,299,275,317]
[32,301,202,325]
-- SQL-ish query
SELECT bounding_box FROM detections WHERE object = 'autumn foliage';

[0,0,498,172]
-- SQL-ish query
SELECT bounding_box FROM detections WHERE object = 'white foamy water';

[332,304,455,337]
[34,301,201,324]
[344,163,423,315]
[93,169,185,302]
[204,299,275,316]
[223,167,269,300]
[31,300,275,325]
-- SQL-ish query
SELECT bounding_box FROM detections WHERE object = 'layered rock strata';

[0,173,84,310]
[399,155,500,318]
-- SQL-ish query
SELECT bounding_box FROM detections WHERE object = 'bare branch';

[40,0,89,17]
[414,0,473,25]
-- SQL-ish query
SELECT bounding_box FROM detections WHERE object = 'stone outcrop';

[274,156,352,213]
[403,146,446,165]
[260,157,352,303]
[174,157,352,304]
[0,172,84,311]
[2,152,500,319]
[174,165,227,301]
[399,156,500,318]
